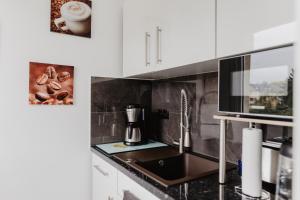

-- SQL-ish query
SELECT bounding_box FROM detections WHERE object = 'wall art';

[51,0,92,38]
[29,62,74,105]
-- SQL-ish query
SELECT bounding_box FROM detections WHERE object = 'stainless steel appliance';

[218,46,294,119]
[124,104,143,146]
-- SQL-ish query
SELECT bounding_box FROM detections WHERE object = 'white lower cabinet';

[92,151,160,200]
[92,152,117,200]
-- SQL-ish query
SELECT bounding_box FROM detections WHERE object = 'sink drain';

[158,160,165,167]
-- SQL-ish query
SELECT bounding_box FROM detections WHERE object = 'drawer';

[117,171,160,200]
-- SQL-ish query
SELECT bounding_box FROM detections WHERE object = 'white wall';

[0,1,123,200]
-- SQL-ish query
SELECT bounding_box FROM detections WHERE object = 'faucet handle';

[172,140,180,146]
[184,130,191,148]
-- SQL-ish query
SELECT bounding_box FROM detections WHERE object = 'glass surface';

[219,46,294,117]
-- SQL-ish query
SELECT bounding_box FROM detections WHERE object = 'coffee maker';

[124,104,144,146]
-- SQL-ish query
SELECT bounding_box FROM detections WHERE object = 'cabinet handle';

[145,32,151,66]
[93,165,109,176]
[156,26,162,64]
[123,190,140,200]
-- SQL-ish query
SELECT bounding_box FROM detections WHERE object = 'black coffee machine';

[124,104,145,146]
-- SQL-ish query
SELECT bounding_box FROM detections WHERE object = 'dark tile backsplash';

[91,77,152,145]
[150,73,246,162]
[91,74,291,163]
[91,77,152,112]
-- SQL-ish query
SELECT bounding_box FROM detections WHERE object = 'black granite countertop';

[91,147,274,200]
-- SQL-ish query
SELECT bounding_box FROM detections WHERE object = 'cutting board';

[96,140,168,154]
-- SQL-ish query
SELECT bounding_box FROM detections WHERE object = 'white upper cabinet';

[123,0,216,77]
[123,0,157,76]
[217,0,295,57]
[161,0,216,71]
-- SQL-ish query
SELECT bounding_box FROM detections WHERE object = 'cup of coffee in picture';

[54,1,91,36]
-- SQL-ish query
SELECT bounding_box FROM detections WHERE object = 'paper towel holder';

[213,114,293,184]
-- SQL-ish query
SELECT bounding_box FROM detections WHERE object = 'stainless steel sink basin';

[113,147,220,187]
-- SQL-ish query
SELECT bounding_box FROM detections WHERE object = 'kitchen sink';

[113,147,221,187]
[136,154,186,180]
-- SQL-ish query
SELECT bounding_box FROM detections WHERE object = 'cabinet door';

[158,0,216,71]
[92,153,117,200]
[217,0,295,57]
[123,0,157,77]
[92,166,111,200]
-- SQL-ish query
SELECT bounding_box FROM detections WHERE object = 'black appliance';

[218,46,294,119]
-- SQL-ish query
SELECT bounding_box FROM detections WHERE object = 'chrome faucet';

[178,89,190,153]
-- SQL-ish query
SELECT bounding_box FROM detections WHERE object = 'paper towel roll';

[242,128,262,198]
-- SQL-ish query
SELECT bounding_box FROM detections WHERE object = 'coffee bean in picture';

[55,100,64,105]
[47,84,55,94]
[63,97,73,105]
[46,66,58,79]
[29,94,39,105]
[49,81,62,90]
[56,91,69,100]
[35,92,50,102]
[52,72,58,80]
[58,71,71,82]
[36,74,48,85]
[42,98,55,105]
[30,100,39,105]
[29,93,36,101]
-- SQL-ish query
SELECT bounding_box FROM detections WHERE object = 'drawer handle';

[93,165,109,176]
[123,190,140,200]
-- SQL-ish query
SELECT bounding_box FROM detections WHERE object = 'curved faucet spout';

[179,89,190,153]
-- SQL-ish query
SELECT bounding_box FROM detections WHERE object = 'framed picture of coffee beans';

[29,62,74,105]
[50,0,92,38]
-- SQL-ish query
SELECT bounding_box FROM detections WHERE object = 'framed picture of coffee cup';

[50,0,92,38]
[29,62,74,105]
